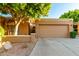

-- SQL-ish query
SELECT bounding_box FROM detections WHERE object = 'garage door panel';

[39,25,68,38]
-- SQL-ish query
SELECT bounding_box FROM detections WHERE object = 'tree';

[59,9,79,22]
[0,3,51,35]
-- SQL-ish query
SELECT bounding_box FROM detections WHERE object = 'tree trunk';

[14,24,19,35]
[14,19,23,36]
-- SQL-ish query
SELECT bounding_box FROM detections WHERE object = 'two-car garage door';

[36,19,73,38]
[38,24,68,38]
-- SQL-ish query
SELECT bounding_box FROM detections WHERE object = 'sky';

[44,3,79,18]
[1,3,79,18]
[0,13,12,17]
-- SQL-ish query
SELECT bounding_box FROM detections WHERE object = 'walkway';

[30,38,79,56]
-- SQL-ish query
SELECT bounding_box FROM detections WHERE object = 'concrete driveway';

[30,38,79,56]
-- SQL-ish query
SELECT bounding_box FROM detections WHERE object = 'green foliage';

[0,26,5,37]
[59,9,79,22]
[26,3,51,18]
[0,3,51,18]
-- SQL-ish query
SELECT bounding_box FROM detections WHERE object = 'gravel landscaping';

[0,40,37,56]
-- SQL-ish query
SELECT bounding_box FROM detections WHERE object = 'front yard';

[0,34,37,56]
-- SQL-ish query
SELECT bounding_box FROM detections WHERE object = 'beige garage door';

[38,24,68,38]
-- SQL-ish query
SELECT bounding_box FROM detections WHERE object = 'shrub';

[70,31,77,38]
[0,26,5,37]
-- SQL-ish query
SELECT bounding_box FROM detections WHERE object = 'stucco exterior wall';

[18,21,30,35]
